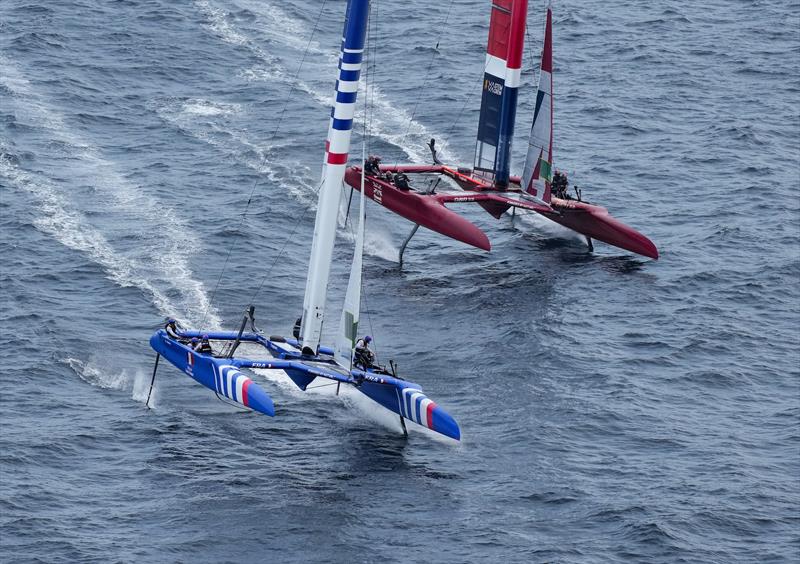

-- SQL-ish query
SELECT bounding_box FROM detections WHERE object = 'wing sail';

[301,0,368,354]
[474,0,528,187]
[336,165,366,367]
[521,5,553,202]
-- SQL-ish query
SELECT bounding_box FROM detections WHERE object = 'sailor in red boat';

[364,155,381,176]
[394,171,411,191]
[354,335,375,370]
[552,170,569,199]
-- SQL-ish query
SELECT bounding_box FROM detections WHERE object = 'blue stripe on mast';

[343,0,369,52]
[336,91,358,104]
[332,118,354,130]
[341,51,363,64]
[338,68,361,82]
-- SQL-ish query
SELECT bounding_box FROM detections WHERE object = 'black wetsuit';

[364,158,380,176]
[394,173,411,190]
[195,340,213,354]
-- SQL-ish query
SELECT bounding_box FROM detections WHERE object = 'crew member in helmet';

[364,155,382,176]
[393,171,411,190]
[194,335,214,354]
[354,335,375,370]
[165,318,182,340]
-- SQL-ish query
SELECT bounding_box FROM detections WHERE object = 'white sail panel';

[521,6,554,202]
[335,167,366,368]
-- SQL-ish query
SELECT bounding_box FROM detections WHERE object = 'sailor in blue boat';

[165,318,183,340]
[195,335,214,354]
[354,335,375,370]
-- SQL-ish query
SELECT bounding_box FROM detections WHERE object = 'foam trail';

[157,98,401,261]
[196,0,457,164]
[509,205,583,241]
[65,357,129,391]
[63,356,156,406]
[0,54,221,328]
[154,98,317,206]
[0,157,187,320]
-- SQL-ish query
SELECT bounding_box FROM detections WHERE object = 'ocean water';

[1,1,798,562]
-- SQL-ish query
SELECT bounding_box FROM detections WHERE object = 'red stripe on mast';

[486,0,513,61]
[506,0,528,70]
[327,152,348,165]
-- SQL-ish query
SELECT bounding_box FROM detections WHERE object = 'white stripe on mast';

[300,0,369,354]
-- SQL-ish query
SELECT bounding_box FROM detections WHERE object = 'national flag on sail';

[538,158,552,183]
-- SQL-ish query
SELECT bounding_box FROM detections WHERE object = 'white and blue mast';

[300,0,369,355]
[147,0,462,440]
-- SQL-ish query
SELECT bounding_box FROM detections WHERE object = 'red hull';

[344,167,491,251]
[344,165,658,260]
[540,199,659,259]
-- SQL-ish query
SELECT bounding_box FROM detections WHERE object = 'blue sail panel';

[474,73,504,174]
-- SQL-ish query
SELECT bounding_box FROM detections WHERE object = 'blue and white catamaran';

[148,0,460,441]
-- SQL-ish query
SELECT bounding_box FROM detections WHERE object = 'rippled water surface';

[2,1,799,562]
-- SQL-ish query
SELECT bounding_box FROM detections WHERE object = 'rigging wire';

[250,0,379,355]
[199,0,330,331]
[432,31,498,163]
[246,181,322,306]
[389,0,456,168]
[357,0,379,360]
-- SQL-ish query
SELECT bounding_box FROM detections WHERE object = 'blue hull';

[150,331,275,416]
[150,329,460,440]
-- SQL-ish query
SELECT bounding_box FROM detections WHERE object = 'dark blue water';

[2,1,798,562]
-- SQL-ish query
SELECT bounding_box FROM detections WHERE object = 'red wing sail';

[474,0,528,187]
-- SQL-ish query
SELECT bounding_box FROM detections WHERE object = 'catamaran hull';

[539,200,659,259]
[356,375,461,440]
[344,165,658,259]
[149,331,275,416]
[344,167,491,251]
[149,330,462,439]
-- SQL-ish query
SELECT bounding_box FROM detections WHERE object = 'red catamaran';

[343,1,658,261]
